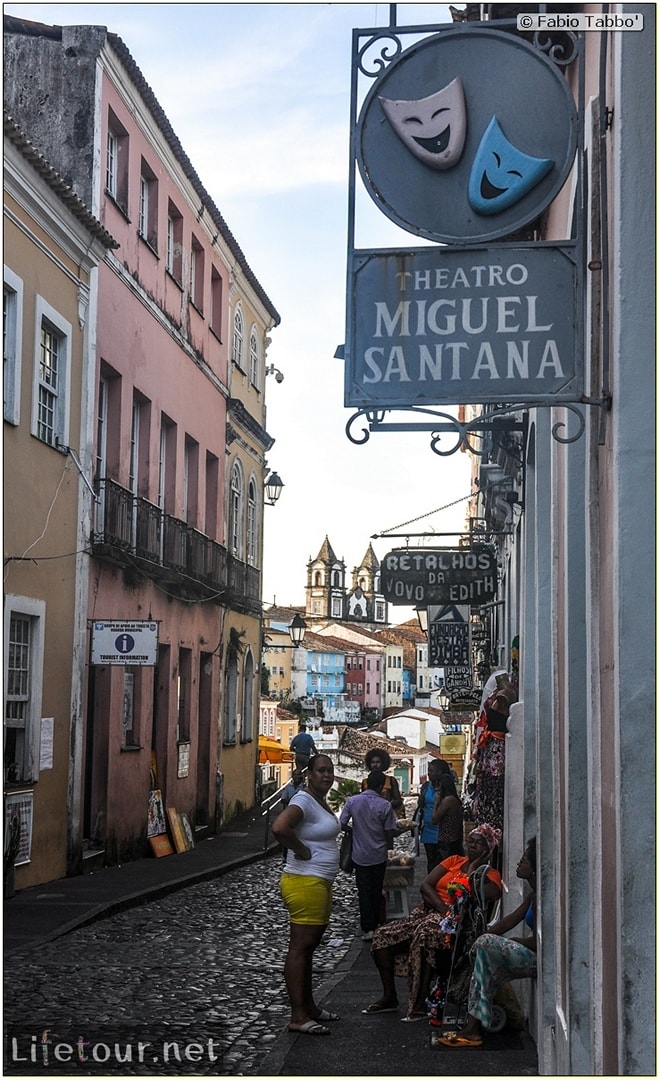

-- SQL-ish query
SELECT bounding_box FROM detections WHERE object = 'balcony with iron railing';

[91,478,259,610]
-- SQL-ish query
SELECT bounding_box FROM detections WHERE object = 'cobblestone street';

[4,853,372,1076]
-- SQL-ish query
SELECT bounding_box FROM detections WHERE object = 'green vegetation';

[327,778,361,811]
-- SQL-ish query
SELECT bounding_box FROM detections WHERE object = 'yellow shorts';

[280,872,333,925]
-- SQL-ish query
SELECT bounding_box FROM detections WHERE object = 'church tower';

[305,536,346,623]
[347,543,388,625]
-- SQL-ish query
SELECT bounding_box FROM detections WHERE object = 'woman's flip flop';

[315,1009,340,1022]
[288,1020,331,1036]
[436,1031,483,1047]
[361,1001,398,1014]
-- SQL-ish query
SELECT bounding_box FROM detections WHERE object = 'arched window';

[247,479,257,566]
[314,571,322,587]
[224,654,238,744]
[232,305,244,370]
[230,461,243,556]
[249,328,259,387]
[241,650,255,742]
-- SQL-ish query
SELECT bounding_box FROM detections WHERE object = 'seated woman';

[438,837,537,1048]
[362,824,502,1021]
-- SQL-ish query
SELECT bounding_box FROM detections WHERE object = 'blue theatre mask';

[468,116,553,215]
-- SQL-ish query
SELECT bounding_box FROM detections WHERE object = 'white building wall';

[607,12,655,1072]
[506,11,655,1074]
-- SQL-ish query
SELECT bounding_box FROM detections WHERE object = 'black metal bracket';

[345,398,610,457]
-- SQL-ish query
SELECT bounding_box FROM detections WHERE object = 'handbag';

[339,826,354,873]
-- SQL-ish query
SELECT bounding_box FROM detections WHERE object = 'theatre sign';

[346,245,578,408]
[343,22,582,411]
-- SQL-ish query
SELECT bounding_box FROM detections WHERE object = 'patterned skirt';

[371,903,452,1017]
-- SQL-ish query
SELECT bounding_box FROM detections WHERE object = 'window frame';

[232,305,245,371]
[166,200,183,283]
[138,157,158,251]
[249,327,260,387]
[4,266,23,425]
[106,109,129,214]
[241,649,255,743]
[229,460,243,557]
[246,478,257,566]
[4,595,45,785]
[210,266,223,340]
[190,233,205,313]
[31,296,71,448]
[223,653,239,745]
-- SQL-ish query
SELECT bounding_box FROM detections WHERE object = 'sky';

[6,2,474,618]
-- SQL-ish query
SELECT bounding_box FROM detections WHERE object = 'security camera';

[275,370,284,383]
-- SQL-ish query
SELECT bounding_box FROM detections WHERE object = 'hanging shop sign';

[444,666,474,692]
[382,548,497,605]
[428,604,471,667]
[355,27,578,245]
[440,734,466,755]
[91,620,159,666]
[345,243,579,408]
[449,689,483,711]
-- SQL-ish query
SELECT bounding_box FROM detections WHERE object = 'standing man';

[340,771,399,941]
[289,723,316,771]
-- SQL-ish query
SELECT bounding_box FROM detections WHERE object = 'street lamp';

[416,607,429,633]
[288,614,307,648]
[264,471,284,506]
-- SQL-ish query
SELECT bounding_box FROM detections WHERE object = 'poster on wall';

[4,791,33,866]
[147,789,167,838]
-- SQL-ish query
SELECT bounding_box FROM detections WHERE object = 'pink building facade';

[4,18,280,869]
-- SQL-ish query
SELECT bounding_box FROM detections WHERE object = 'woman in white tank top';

[272,754,341,1036]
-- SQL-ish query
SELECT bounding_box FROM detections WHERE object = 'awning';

[258,736,295,765]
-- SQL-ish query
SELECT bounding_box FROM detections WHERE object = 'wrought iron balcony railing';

[92,478,261,609]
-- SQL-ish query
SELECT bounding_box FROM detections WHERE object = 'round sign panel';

[357,28,578,244]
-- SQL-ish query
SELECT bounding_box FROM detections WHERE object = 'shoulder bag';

[339,826,354,873]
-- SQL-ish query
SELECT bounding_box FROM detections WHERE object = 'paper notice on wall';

[39,717,54,770]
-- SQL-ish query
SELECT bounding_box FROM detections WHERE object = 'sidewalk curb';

[258,930,364,1076]
[4,843,280,955]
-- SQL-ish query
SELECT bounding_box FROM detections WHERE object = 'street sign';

[428,604,471,666]
[91,621,159,666]
[382,548,497,605]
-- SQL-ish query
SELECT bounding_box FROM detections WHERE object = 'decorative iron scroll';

[355,21,579,79]
[345,400,609,457]
[533,30,579,67]
[357,31,402,76]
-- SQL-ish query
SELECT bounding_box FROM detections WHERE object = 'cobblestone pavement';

[4,833,416,1077]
